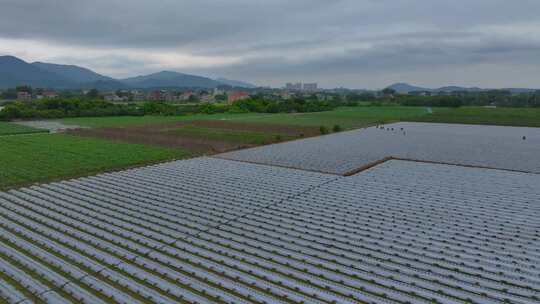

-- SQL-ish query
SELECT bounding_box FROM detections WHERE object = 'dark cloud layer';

[1,0,540,88]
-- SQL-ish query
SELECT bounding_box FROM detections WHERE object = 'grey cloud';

[188,36,540,88]
[0,0,336,48]
[1,0,540,88]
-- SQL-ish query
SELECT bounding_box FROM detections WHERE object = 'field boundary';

[402,119,540,129]
[216,154,538,179]
[390,157,537,174]
[211,156,343,176]
[343,157,394,176]
[345,156,538,176]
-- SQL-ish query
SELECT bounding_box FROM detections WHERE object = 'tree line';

[0,97,341,121]
[344,89,540,108]
[2,89,539,120]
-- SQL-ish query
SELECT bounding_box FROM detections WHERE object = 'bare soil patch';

[68,120,319,155]
[145,120,320,136]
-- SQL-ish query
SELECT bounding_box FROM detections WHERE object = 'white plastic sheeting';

[219,122,540,174]
[0,157,538,303]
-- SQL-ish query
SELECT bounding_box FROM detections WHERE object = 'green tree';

[320,126,329,135]
[0,88,17,99]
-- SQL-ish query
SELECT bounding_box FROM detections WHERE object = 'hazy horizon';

[1,0,540,89]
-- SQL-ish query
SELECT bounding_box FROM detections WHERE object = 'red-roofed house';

[228,91,249,104]
[42,91,59,99]
[17,91,32,102]
[180,91,195,101]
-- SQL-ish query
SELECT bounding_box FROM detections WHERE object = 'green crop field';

[61,115,191,128]
[61,113,273,128]
[225,106,429,129]
[4,106,538,189]
[410,107,540,127]
[0,121,46,136]
[167,125,293,145]
[62,106,428,129]
[0,134,189,189]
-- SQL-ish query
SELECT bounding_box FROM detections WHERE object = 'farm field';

[226,106,429,129]
[69,120,319,154]
[61,106,540,132]
[167,125,295,144]
[0,134,189,189]
[411,106,540,127]
[0,121,46,136]
[61,106,429,129]
[0,157,538,304]
[3,106,539,189]
[61,113,269,128]
[220,122,540,174]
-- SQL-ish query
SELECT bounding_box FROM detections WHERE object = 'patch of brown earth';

[127,120,320,136]
[197,120,319,136]
[68,120,319,154]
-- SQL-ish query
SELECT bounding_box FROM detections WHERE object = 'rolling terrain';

[0,55,255,89]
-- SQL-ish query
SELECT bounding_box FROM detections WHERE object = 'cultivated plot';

[411,106,540,128]
[218,122,540,174]
[202,160,540,304]
[69,120,319,154]
[0,157,336,304]
[0,158,539,303]
[0,121,46,136]
[0,134,189,190]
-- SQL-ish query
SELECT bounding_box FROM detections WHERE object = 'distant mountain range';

[32,62,113,83]
[2,55,537,92]
[0,55,257,90]
[121,71,224,89]
[0,56,73,89]
[387,83,537,94]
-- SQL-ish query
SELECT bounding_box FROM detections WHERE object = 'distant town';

[1,76,334,104]
[1,55,539,107]
[3,83,327,104]
[2,81,540,110]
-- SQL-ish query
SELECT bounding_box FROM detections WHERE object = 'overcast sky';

[1,0,540,89]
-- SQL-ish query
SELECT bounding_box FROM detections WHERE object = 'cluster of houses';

[8,84,340,105]
[285,82,319,92]
[10,88,254,104]
[16,90,59,102]
[259,90,335,102]
[103,89,251,104]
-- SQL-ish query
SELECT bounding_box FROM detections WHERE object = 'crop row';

[219,122,540,174]
[0,157,538,303]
